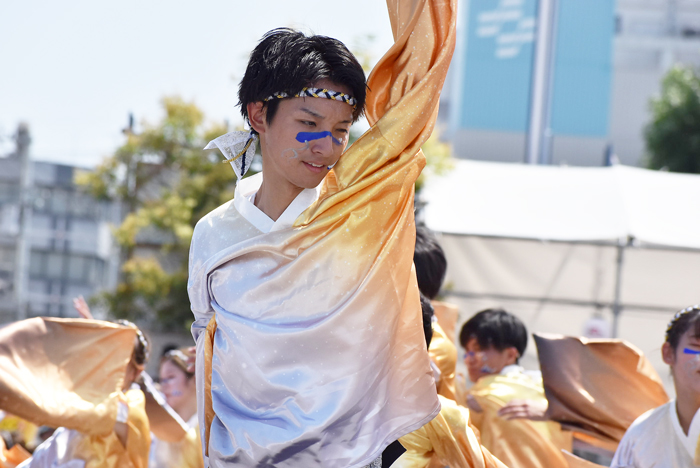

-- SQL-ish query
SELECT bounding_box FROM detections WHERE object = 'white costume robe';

[186,0,456,465]
[611,400,700,468]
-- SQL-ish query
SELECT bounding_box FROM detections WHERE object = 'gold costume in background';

[396,395,508,468]
[429,322,457,400]
[432,301,459,345]
[20,389,150,468]
[533,334,669,445]
[69,389,150,468]
[469,369,572,468]
[0,318,135,435]
[0,318,150,468]
[150,416,203,468]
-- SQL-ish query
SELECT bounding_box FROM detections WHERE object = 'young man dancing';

[188,0,456,466]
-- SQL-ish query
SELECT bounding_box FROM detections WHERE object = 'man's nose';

[310,134,334,155]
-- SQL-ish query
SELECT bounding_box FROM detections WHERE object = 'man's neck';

[675,388,700,435]
[254,177,304,221]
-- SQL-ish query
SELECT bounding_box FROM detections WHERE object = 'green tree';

[645,65,700,173]
[79,96,235,330]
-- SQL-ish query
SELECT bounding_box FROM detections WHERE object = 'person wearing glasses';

[458,309,571,468]
[149,348,203,468]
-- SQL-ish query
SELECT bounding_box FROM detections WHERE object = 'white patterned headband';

[264,87,357,108]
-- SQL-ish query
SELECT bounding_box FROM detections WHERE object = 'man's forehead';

[465,337,482,350]
[288,99,354,121]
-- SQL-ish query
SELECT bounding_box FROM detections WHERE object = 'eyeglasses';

[463,350,485,362]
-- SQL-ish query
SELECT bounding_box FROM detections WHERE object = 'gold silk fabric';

[151,422,203,468]
[71,389,151,468]
[533,334,669,444]
[188,0,456,465]
[469,370,572,468]
[0,318,136,436]
[429,322,457,400]
[391,396,505,468]
[396,395,507,468]
[432,301,459,345]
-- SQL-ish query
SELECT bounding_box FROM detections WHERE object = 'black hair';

[666,305,700,352]
[160,343,179,359]
[421,293,435,349]
[459,308,527,362]
[116,319,150,366]
[238,28,367,127]
[414,225,447,300]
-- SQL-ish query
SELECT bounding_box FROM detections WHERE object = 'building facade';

[0,124,120,322]
[442,0,700,167]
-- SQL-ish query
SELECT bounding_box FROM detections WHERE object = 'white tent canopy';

[421,160,700,394]
[423,160,700,249]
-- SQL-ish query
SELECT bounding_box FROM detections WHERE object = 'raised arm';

[297,0,456,222]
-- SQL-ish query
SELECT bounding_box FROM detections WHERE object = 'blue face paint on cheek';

[296,131,343,146]
[684,348,700,355]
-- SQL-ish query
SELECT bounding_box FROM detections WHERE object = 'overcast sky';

[0,1,395,168]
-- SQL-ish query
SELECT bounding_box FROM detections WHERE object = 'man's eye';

[301,120,315,127]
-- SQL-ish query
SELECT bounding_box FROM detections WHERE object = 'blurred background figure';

[149,348,202,468]
[10,319,152,468]
[459,308,572,468]
[395,294,508,468]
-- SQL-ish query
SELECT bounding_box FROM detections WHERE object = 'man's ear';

[662,342,675,366]
[505,346,519,366]
[247,102,267,134]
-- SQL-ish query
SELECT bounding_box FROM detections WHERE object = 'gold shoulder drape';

[430,321,457,400]
[72,388,151,468]
[0,318,136,436]
[469,372,572,468]
[534,334,669,444]
[396,395,508,468]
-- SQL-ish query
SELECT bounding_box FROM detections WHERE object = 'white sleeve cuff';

[116,401,129,423]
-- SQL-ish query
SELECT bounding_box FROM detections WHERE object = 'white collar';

[233,172,321,234]
[499,364,524,375]
[669,399,700,460]
[186,413,198,429]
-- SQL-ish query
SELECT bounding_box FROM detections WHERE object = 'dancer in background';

[188,0,455,466]
[395,295,508,468]
[459,308,572,468]
[149,349,203,468]
[8,319,151,468]
[611,305,700,467]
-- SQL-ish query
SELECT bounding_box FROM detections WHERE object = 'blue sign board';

[456,0,615,138]
[550,1,615,136]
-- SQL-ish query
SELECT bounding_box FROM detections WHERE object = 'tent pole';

[612,240,627,338]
